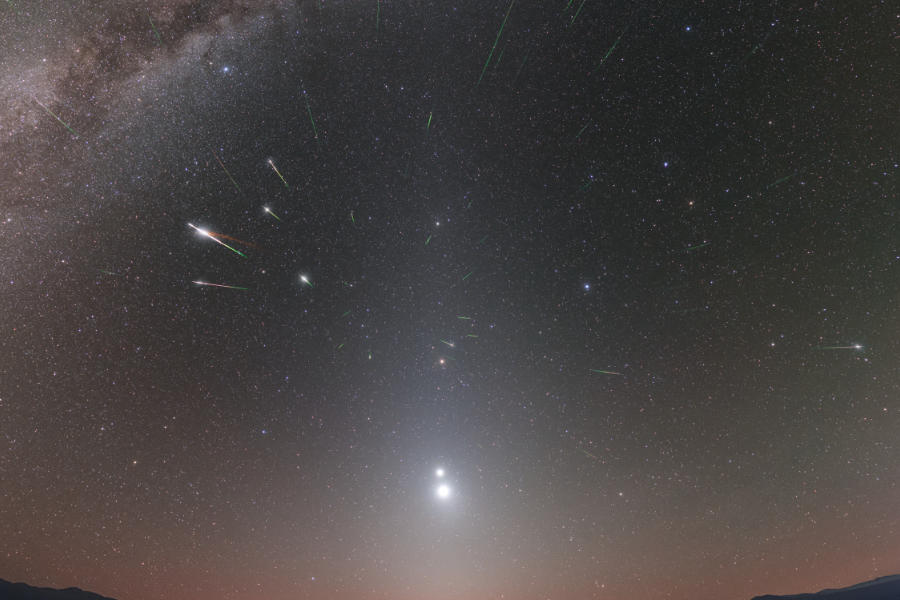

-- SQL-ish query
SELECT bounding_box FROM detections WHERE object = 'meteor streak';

[476,235,488,244]
[425,235,432,245]
[467,335,479,338]
[188,223,246,257]
[592,25,630,75]
[813,345,863,350]
[148,14,163,46]
[439,340,455,347]
[209,147,242,195]
[458,316,472,320]
[580,449,598,459]
[425,110,433,139]
[462,270,474,280]
[193,281,248,290]
[476,0,515,90]
[592,369,621,375]
[342,310,351,317]
[268,159,289,187]
[514,48,530,81]
[304,95,322,152]
[569,0,587,26]
[675,243,709,253]
[264,207,282,221]
[300,276,313,287]
[33,97,80,138]
[767,172,796,188]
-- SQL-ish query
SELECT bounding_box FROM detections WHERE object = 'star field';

[0,1,897,599]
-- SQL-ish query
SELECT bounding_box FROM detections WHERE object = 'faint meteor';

[462,270,474,280]
[425,110,433,139]
[209,147,242,195]
[193,281,248,290]
[476,234,488,245]
[458,316,472,320]
[514,48,530,81]
[467,335,478,338]
[188,223,246,257]
[342,310,351,317]
[33,97,80,138]
[304,94,322,152]
[351,211,355,225]
[767,172,797,188]
[580,448,598,459]
[5,0,21,15]
[425,235,432,245]
[375,0,380,38]
[268,159,289,187]
[675,243,709,253]
[592,369,621,375]
[148,14,163,46]
[476,0,515,90]
[592,24,630,75]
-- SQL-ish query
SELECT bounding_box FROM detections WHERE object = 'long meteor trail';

[812,345,862,350]
[592,369,621,375]
[193,281,248,290]
[189,223,246,257]
[304,95,322,152]
[476,0,515,90]
[33,97,80,138]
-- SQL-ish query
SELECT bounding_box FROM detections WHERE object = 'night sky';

[1,1,897,599]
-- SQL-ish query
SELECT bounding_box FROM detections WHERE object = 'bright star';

[437,485,450,498]
[436,469,444,477]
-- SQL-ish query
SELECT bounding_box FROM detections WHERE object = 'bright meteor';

[264,207,282,221]
[813,345,863,350]
[188,223,246,257]
[268,159,289,188]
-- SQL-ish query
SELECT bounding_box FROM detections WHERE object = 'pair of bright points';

[436,468,450,499]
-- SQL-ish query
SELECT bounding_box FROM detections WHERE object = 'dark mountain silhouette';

[752,574,900,600]
[0,579,119,600]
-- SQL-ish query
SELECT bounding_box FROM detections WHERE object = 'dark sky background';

[0,1,897,599]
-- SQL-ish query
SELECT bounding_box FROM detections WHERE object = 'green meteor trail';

[439,340,455,347]
[562,0,575,15]
[592,369,621,375]
[813,345,863,350]
[351,211,355,225]
[33,97,80,138]
[264,207,282,221]
[342,310,351,317]
[477,443,485,450]
[675,243,709,253]
[148,14,163,46]
[304,95,322,152]
[578,181,592,192]
[425,111,433,139]
[569,0,587,26]
[467,335,479,338]
[476,235,488,245]
[767,172,797,188]
[300,276,313,287]
[338,343,345,349]
[268,159,289,187]
[476,0,515,90]
[572,121,590,143]
[458,316,472,320]
[580,449,598,459]
[425,235,432,245]
[193,281,248,290]
[592,25,629,75]
[210,147,242,195]
[462,270,474,280]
